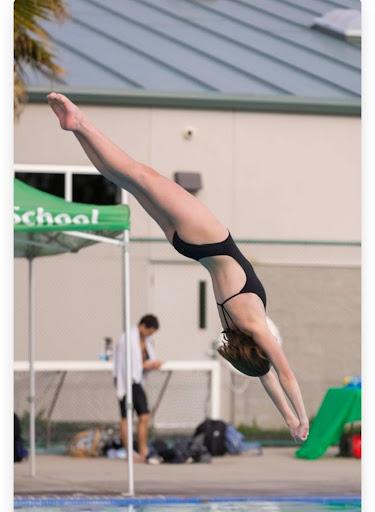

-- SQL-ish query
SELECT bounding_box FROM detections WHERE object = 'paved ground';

[14,447,360,498]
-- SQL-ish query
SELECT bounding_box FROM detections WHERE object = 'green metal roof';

[25,0,361,113]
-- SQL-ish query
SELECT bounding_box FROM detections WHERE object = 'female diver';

[47,92,309,443]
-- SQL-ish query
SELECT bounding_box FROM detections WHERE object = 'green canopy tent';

[14,178,135,494]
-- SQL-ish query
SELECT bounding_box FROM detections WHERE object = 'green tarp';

[296,387,361,460]
[14,178,130,257]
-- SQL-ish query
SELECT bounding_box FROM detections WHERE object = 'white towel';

[113,326,156,399]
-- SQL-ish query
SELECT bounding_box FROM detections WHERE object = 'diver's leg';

[72,132,175,239]
[48,92,227,244]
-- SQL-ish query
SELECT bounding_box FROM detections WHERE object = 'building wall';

[14,103,360,427]
[14,104,360,247]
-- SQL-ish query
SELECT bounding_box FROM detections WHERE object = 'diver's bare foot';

[47,92,85,132]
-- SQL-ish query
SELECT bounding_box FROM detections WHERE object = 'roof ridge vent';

[312,9,361,44]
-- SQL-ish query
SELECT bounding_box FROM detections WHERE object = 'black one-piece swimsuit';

[172,230,267,330]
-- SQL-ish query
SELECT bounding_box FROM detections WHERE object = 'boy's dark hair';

[139,314,159,330]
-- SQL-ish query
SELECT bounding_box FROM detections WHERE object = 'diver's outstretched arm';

[254,325,309,441]
[235,309,309,442]
[227,297,309,441]
[259,369,302,441]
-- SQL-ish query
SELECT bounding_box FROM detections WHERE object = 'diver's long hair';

[217,328,270,376]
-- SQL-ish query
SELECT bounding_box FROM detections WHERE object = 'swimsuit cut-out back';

[172,230,267,330]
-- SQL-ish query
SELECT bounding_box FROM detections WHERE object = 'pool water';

[14,497,361,511]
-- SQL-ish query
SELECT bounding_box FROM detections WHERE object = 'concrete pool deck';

[14,447,360,498]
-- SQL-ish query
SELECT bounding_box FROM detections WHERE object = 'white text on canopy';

[14,206,100,227]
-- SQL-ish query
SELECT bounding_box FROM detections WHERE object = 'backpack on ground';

[188,433,212,463]
[150,438,189,463]
[194,419,227,456]
[149,436,211,464]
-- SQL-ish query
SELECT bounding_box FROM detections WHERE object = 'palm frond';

[14,0,68,118]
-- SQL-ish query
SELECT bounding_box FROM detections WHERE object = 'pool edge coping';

[14,494,362,508]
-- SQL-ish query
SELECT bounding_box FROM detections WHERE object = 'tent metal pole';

[123,230,134,496]
[28,257,36,477]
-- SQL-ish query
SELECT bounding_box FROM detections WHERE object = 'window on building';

[15,172,65,198]
[199,280,207,329]
[72,174,121,205]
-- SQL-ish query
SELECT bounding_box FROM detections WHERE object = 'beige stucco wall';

[14,103,360,428]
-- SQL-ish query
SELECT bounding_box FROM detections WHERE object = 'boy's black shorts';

[119,383,149,418]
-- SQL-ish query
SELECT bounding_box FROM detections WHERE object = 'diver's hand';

[288,418,309,443]
[286,416,300,441]
[296,421,309,442]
